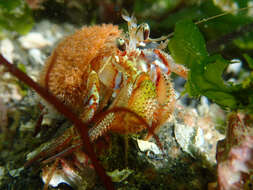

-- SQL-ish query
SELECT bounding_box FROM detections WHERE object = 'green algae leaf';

[169,19,208,67]
[0,0,34,35]
[188,54,237,108]
[169,19,253,111]
[169,19,239,109]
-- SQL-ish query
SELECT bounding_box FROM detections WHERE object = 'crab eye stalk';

[136,23,150,42]
[142,23,150,41]
[116,38,126,51]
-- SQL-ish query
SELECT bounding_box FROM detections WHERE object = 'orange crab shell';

[39,24,122,114]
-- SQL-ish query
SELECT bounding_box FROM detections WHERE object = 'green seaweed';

[169,19,253,112]
[0,0,34,35]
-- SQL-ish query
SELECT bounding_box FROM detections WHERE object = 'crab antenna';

[195,5,253,25]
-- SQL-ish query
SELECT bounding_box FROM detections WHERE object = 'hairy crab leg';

[147,71,175,139]
[153,49,188,79]
[88,107,164,153]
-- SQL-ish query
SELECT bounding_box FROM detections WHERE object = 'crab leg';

[25,128,74,167]
[151,70,175,133]
[80,71,100,122]
[154,49,188,79]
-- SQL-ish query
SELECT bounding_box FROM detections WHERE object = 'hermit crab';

[38,11,188,137]
[24,12,188,189]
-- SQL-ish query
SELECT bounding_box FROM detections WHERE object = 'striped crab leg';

[81,71,100,122]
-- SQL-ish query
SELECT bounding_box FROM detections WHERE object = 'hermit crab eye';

[136,23,150,41]
[116,38,126,51]
[142,23,150,41]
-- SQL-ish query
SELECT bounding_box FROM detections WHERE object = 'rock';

[18,32,52,49]
[0,39,15,62]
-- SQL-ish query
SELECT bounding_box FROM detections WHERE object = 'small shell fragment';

[137,139,162,155]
